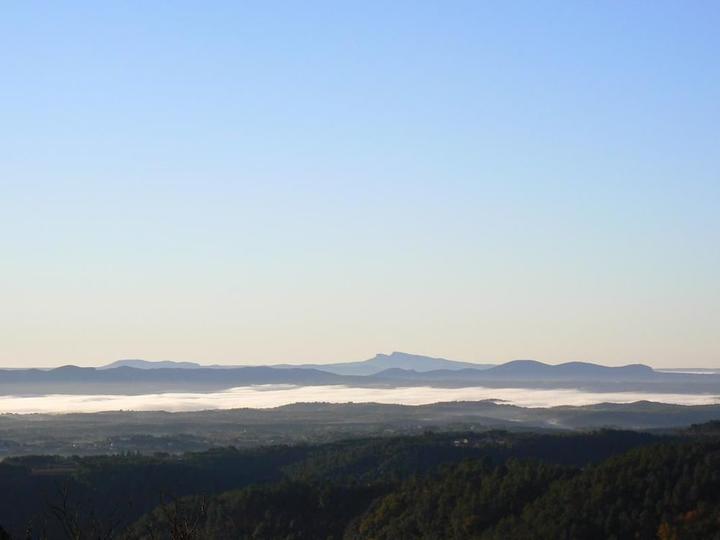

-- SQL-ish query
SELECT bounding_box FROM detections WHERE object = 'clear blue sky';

[1,1,718,367]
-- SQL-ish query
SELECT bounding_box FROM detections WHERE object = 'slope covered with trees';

[349,441,720,539]
[0,428,718,539]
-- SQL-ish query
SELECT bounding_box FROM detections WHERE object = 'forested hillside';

[0,428,718,539]
[350,442,720,539]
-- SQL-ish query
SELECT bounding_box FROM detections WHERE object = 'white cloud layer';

[0,385,718,414]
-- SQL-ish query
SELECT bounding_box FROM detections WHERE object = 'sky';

[1,1,718,368]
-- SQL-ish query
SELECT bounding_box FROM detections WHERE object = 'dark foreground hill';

[345,439,720,540]
[1,427,718,539]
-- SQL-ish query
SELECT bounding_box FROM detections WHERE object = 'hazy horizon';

[1,384,717,415]
[2,5,719,538]
[3,351,717,371]
[2,2,719,369]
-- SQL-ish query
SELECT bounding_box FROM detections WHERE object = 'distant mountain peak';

[377,351,434,358]
[100,359,203,370]
[485,359,657,379]
[339,352,494,374]
[271,352,495,376]
[53,364,92,371]
[501,359,546,367]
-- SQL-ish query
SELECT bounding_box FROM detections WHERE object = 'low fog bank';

[1,385,718,414]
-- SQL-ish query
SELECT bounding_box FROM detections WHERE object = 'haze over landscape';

[1,3,720,538]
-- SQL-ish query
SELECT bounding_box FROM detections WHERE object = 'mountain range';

[0,353,717,396]
[101,352,494,375]
[270,351,494,375]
